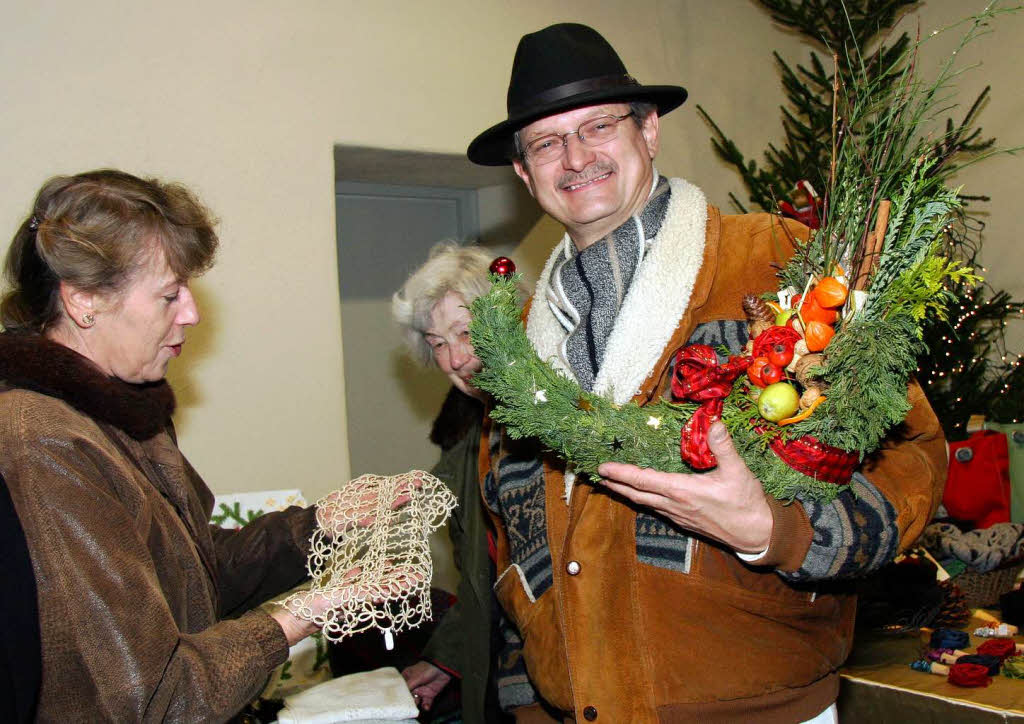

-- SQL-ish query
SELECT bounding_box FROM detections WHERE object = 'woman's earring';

[82,313,95,326]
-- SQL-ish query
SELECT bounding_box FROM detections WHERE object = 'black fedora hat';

[467,23,687,166]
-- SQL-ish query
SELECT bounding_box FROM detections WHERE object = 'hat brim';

[467,84,687,166]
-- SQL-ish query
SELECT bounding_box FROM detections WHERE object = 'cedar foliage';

[698,0,1023,438]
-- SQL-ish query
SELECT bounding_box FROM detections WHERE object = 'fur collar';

[527,177,708,404]
[430,385,484,450]
[0,333,175,440]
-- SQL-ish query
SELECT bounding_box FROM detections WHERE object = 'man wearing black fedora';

[470,23,945,724]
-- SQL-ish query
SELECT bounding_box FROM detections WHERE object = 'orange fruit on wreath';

[804,320,836,352]
[813,276,849,309]
[799,292,838,325]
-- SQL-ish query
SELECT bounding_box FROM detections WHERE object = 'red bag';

[943,430,1011,529]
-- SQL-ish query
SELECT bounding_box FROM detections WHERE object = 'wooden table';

[839,622,1024,722]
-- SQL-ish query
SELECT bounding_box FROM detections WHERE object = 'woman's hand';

[401,660,452,711]
[316,474,422,539]
[271,564,422,646]
[269,567,365,646]
[269,606,320,647]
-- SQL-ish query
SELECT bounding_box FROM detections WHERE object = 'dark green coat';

[420,390,498,723]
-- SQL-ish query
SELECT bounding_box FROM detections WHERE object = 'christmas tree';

[698,0,1023,438]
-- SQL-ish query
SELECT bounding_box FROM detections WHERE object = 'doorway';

[334,146,539,592]
[335,181,480,479]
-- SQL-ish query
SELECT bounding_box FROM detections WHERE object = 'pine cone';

[933,581,970,629]
[743,294,775,324]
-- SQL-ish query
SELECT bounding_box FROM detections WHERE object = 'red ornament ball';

[489,256,516,277]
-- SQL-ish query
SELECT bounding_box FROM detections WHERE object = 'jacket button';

[583,705,598,720]
[566,560,581,575]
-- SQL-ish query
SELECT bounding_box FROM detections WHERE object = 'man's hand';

[401,660,452,711]
[596,422,773,554]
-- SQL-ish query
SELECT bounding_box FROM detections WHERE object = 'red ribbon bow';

[948,662,992,687]
[671,345,751,469]
[978,638,1017,661]
[758,431,860,486]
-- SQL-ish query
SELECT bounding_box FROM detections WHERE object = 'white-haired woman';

[392,241,521,723]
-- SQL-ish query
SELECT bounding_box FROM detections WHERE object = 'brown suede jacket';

[0,334,317,722]
[481,197,946,723]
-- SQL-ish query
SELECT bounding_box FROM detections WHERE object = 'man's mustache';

[558,162,616,189]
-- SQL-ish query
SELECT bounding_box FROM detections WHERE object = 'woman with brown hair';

[0,169,371,721]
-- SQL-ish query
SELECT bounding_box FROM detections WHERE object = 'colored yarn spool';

[1003,656,1024,679]
[957,654,1001,676]
[948,662,992,687]
[911,659,949,676]
[926,648,954,662]
[929,628,970,650]
[978,638,1018,660]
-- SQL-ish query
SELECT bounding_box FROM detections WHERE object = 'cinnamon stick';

[853,199,891,291]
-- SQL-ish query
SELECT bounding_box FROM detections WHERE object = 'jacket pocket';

[493,563,537,631]
[696,540,817,606]
[493,563,574,711]
[636,562,847,704]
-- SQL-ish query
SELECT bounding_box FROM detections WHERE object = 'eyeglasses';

[522,112,635,166]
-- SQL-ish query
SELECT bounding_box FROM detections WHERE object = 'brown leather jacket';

[0,334,317,722]
[481,200,946,723]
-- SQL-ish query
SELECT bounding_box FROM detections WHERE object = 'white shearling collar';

[526,177,708,404]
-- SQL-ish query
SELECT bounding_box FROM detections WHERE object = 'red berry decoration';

[761,362,783,385]
[748,357,771,388]
[768,342,794,368]
[489,256,516,277]
[751,325,801,359]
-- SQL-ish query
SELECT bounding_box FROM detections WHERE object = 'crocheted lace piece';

[283,470,456,642]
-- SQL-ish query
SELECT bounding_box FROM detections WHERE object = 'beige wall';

[1,1,1020,503]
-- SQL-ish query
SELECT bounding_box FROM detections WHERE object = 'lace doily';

[283,470,456,645]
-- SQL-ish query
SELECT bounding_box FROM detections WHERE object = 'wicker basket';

[952,563,1024,609]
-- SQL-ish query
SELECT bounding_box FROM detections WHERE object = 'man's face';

[512,103,659,250]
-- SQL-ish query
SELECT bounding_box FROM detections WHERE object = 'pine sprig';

[879,255,980,326]
[470,276,845,501]
[469,275,698,476]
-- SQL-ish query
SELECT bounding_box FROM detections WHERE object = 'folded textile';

[276,666,418,724]
[920,522,1024,573]
[944,431,1011,530]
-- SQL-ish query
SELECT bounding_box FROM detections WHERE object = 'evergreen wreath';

[469,5,1015,502]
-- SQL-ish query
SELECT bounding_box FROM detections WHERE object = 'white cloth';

[802,702,838,724]
[275,666,418,724]
[211,488,307,529]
